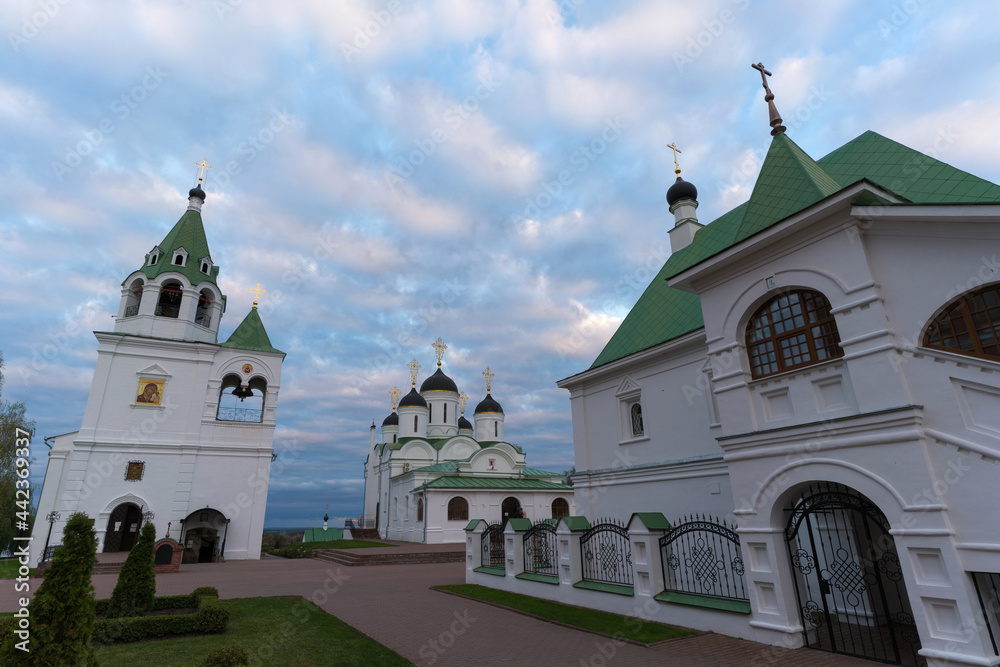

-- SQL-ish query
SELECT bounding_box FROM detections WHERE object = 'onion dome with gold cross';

[474,367,504,415]
[382,386,401,426]
[419,338,459,394]
[398,359,428,408]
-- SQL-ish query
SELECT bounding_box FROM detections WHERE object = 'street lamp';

[40,511,60,564]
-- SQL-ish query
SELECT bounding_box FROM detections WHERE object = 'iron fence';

[659,514,748,602]
[523,521,558,576]
[580,518,633,587]
[972,571,1000,657]
[216,407,262,422]
[482,522,505,569]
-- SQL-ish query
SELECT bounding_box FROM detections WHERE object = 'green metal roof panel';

[138,209,219,286]
[559,516,591,531]
[221,308,283,354]
[424,476,572,490]
[303,527,344,542]
[520,467,563,477]
[411,460,461,474]
[507,518,532,531]
[629,512,672,531]
[589,130,1000,371]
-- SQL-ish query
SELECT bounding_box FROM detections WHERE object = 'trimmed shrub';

[0,512,98,665]
[204,643,251,666]
[192,586,220,598]
[195,597,229,633]
[107,521,158,617]
[92,589,228,645]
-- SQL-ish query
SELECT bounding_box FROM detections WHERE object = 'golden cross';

[459,392,469,416]
[248,282,266,309]
[407,359,421,387]
[483,367,495,393]
[388,386,401,411]
[432,337,447,367]
[667,142,682,176]
[195,158,212,185]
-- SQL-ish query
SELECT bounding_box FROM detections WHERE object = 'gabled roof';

[221,308,283,354]
[138,208,219,286]
[589,130,1000,370]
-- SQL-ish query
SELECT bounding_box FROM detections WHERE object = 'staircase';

[350,528,380,540]
[311,547,465,567]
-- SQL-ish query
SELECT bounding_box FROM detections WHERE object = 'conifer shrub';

[107,521,157,617]
[204,642,251,666]
[0,512,99,665]
[92,588,228,645]
[192,586,220,598]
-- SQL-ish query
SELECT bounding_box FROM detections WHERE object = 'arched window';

[447,497,468,521]
[195,289,213,328]
[216,374,266,422]
[923,284,1000,361]
[630,403,643,437]
[124,279,144,318]
[746,290,843,379]
[494,421,498,438]
[417,498,423,522]
[156,281,184,318]
[413,415,418,432]
[552,498,570,519]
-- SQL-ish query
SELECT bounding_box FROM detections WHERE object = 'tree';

[0,351,36,557]
[108,520,158,617]
[1,512,98,665]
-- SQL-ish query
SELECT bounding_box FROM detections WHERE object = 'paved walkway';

[3,557,875,666]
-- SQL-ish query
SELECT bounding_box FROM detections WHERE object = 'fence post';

[556,516,591,585]
[505,518,531,576]
[627,513,671,599]
[465,519,487,572]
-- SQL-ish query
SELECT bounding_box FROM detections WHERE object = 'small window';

[494,421,498,438]
[149,253,158,266]
[125,461,145,481]
[417,498,423,522]
[746,290,843,379]
[552,497,570,519]
[413,415,418,432]
[447,497,468,521]
[924,284,1000,362]
[393,434,397,443]
[629,403,644,437]
[429,404,433,422]
[173,254,184,265]
[444,403,448,423]
[201,262,209,273]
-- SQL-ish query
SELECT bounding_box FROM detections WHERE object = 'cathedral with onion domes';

[361,339,573,543]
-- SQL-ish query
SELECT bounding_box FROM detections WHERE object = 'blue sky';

[2,1,999,528]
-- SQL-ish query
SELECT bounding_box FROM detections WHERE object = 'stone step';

[311,549,465,567]
[351,529,380,540]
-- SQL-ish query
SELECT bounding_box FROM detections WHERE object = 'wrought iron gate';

[482,522,505,569]
[580,518,633,587]
[785,483,922,665]
[523,521,558,576]
[659,514,748,602]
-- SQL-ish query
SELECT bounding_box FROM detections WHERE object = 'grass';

[94,596,413,666]
[274,539,395,554]
[0,559,34,579]
[433,584,695,644]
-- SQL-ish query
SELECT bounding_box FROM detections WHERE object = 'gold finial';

[248,282,266,309]
[407,359,421,387]
[667,143,683,177]
[432,337,447,367]
[195,158,212,186]
[751,62,786,136]
[459,392,469,416]
[483,367,495,394]
[388,386,401,411]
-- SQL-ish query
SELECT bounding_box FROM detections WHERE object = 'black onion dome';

[323,511,329,522]
[666,176,697,207]
[398,387,427,408]
[189,185,206,200]
[458,415,473,430]
[474,392,504,415]
[420,368,459,393]
[382,411,399,427]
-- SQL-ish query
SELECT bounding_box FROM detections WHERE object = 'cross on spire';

[459,392,469,416]
[388,386,401,411]
[408,359,421,387]
[432,337,447,367]
[248,282,266,309]
[667,142,683,176]
[195,158,212,186]
[483,367,495,394]
[751,62,786,136]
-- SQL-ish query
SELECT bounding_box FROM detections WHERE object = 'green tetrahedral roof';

[424,477,572,491]
[589,130,1000,370]
[302,527,344,542]
[221,308,283,354]
[136,208,221,287]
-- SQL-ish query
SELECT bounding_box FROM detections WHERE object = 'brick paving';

[3,556,876,666]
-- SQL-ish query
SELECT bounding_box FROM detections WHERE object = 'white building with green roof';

[363,350,573,543]
[30,184,285,566]
[553,91,1000,664]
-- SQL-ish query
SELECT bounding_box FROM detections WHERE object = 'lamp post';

[220,518,231,562]
[40,511,60,564]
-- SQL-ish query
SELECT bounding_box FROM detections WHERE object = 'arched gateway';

[785,482,922,665]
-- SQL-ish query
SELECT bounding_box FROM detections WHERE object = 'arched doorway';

[103,502,142,552]
[501,496,522,522]
[785,482,921,665]
[181,508,228,564]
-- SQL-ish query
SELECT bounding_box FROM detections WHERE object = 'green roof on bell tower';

[135,186,221,287]
[221,307,284,355]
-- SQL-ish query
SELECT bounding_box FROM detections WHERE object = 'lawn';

[0,559,34,579]
[433,584,695,644]
[94,596,412,666]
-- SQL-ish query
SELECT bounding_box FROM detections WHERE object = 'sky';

[2,0,999,528]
